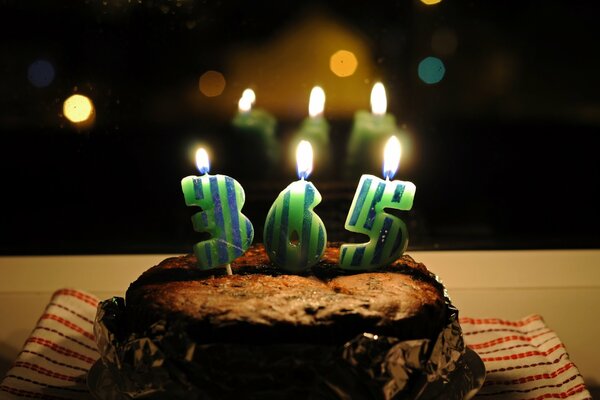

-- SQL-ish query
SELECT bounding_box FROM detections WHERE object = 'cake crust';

[125,244,446,344]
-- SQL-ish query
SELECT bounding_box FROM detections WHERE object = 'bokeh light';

[27,59,55,88]
[238,88,255,112]
[431,28,458,56]
[420,0,442,5]
[63,94,94,123]
[308,86,325,117]
[199,70,226,97]
[418,57,446,84]
[329,50,358,77]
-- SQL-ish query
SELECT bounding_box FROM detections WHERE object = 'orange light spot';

[199,70,226,97]
[329,50,358,78]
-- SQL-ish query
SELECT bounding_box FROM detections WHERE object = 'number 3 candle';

[264,140,327,272]
[340,136,415,271]
[181,148,254,274]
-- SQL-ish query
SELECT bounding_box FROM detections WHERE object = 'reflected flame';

[296,140,313,180]
[195,148,210,175]
[238,88,256,112]
[383,136,401,180]
[370,82,387,116]
[308,86,325,117]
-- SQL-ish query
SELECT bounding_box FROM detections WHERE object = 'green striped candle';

[181,148,254,272]
[340,136,416,270]
[264,141,327,273]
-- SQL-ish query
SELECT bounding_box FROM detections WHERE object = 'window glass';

[1,1,598,254]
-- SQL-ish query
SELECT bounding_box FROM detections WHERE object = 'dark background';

[1,0,599,254]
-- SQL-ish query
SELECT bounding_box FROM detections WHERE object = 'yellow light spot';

[329,50,358,77]
[63,94,94,123]
[199,70,226,97]
[421,0,442,4]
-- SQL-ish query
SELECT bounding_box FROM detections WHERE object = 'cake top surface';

[126,244,446,343]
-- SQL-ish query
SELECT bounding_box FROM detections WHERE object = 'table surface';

[1,249,599,397]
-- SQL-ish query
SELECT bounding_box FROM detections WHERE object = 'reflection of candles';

[340,136,415,271]
[264,141,327,272]
[291,86,330,173]
[232,89,279,175]
[181,148,254,274]
[345,82,399,178]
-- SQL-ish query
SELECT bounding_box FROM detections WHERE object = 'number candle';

[290,86,330,173]
[232,89,279,175]
[345,82,399,178]
[181,148,254,274]
[264,140,327,273]
[340,136,416,271]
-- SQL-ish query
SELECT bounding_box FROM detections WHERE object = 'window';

[1,1,598,254]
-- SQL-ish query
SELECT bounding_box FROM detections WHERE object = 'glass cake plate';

[87,348,485,400]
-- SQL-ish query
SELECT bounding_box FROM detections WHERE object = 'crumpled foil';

[94,282,467,400]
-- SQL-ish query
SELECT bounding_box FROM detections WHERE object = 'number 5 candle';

[181,148,254,274]
[340,136,415,271]
[264,140,327,273]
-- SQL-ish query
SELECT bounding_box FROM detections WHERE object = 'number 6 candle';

[181,148,254,274]
[264,140,327,272]
[340,136,415,271]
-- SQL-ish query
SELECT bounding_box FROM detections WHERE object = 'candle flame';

[296,140,313,180]
[383,136,401,180]
[308,86,325,117]
[370,82,387,116]
[195,148,210,175]
[238,88,256,112]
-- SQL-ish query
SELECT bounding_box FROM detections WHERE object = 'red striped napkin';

[0,289,592,399]
[0,289,99,400]
[461,315,592,399]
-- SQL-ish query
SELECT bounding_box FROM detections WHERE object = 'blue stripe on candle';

[205,242,212,267]
[341,247,347,263]
[392,184,405,203]
[348,178,372,226]
[351,246,365,266]
[245,219,253,247]
[300,183,314,266]
[201,211,209,228]
[317,225,325,259]
[210,176,228,264]
[364,182,386,230]
[193,177,204,200]
[225,177,242,256]
[371,217,393,265]
[265,205,275,249]
[276,191,291,266]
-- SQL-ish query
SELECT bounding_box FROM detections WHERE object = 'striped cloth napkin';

[459,315,591,399]
[0,289,592,400]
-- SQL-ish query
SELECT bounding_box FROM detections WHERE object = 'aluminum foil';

[94,287,467,399]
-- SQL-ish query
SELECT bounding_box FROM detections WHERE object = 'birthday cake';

[94,243,465,400]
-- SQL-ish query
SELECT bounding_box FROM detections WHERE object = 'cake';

[94,244,465,399]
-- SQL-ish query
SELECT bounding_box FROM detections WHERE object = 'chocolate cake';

[94,244,465,399]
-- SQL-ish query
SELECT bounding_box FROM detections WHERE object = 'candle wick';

[224,264,233,276]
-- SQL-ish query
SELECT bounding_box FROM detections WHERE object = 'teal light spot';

[418,56,445,84]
